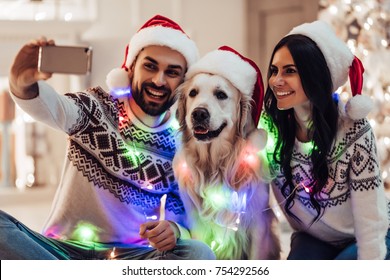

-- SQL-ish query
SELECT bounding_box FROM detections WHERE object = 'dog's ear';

[174,81,188,131]
[237,94,254,138]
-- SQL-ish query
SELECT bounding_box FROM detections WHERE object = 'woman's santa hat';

[185,45,264,126]
[288,20,373,120]
[106,15,199,91]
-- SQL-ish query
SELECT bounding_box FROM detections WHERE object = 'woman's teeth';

[276,91,293,96]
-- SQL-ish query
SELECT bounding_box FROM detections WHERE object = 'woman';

[260,20,390,260]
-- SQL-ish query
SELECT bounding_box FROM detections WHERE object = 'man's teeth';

[276,91,293,96]
[148,89,164,97]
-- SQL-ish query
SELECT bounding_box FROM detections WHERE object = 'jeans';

[0,210,216,260]
[287,230,390,260]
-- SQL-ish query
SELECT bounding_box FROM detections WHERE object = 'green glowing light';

[204,187,229,210]
[71,222,100,243]
[170,118,180,130]
[301,140,315,154]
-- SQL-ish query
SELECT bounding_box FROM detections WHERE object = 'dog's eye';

[215,90,227,100]
[189,89,197,97]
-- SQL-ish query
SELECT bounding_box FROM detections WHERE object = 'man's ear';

[128,62,135,78]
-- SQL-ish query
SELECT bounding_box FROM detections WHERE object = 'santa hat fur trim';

[106,15,199,91]
[185,46,264,124]
[289,20,353,92]
[186,48,257,97]
[289,20,373,120]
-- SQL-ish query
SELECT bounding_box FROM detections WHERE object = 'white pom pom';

[106,68,130,90]
[338,98,346,116]
[247,128,268,151]
[345,95,374,120]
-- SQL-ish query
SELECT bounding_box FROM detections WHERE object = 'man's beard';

[131,82,174,116]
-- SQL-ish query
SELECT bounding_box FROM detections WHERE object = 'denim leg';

[0,210,216,260]
[0,210,62,259]
[334,243,357,260]
[160,239,216,260]
[385,228,390,260]
[110,239,216,260]
[336,228,390,260]
[287,232,340,260]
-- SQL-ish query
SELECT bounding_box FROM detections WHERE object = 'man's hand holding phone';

[9,37,92,100]
[9,37,54,99]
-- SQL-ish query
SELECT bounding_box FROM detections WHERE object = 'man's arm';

[9,38,54,99]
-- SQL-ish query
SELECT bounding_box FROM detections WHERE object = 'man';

[1,15,215,260]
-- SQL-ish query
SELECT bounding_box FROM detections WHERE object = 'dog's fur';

[173,73,281,259]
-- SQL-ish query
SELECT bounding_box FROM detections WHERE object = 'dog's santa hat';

[106,14,199,91]
[185,45,264,126]
[288,20,373,120]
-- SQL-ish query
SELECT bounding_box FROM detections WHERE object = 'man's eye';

[215,90,227,100]
[144,63,157,70]
[189,89,197,97]
[166,70,180,77]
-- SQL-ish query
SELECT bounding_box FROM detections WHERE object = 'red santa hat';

[185,45,264,126]
[288,20,373,120]
[106,15,199,91]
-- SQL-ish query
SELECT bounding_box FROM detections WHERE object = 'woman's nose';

[272,74,285,86]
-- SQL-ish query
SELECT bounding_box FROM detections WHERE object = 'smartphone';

[38,45,93,75]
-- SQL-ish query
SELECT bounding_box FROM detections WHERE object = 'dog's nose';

[192,108,210,123]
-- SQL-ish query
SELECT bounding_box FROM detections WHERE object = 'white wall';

[82,0,247,90]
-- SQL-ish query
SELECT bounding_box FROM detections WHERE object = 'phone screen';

[38,45,93,75]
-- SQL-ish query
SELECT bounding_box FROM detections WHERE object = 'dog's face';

[176,73,245,143]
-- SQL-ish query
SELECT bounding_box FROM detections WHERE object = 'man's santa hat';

[288,20,373,120]
[106,15,199,91]
[185,45,264,126]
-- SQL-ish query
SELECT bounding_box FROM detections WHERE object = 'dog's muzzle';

[191,107,226,141]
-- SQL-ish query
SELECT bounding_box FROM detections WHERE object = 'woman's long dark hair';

[264,34,339,224]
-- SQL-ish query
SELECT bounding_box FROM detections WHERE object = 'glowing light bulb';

[110,247,116,259]
[299,180,313,193]
[80,227,94,239]
[180,161,190,176]
[111,88,131,97]
[72,222,99,242]
[329,5,338,14]
[170,119,180,130]
[244,153,256,165]
[64,13,73,21]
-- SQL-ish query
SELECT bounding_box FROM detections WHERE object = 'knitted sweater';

[12,81,188,246]
[261,114,390,259]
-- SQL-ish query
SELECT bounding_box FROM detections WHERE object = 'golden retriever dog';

[172,46,281,260]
